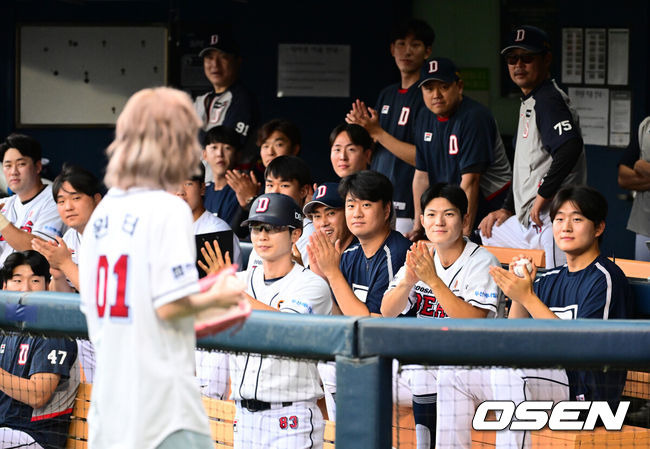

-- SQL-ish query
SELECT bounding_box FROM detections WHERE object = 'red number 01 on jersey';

[96,255,130,318]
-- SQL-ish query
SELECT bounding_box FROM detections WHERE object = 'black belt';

[239,399,293,412]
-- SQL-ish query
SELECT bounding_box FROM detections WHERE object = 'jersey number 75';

[96,254,130,318]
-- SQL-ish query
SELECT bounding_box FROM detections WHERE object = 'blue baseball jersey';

[415,96,511,199]
[0,334,78,449]
[204,183,239,225]
[533,255,631,404]
[339,230,411,314]
[371,83,422,218]
[194,82,259,147]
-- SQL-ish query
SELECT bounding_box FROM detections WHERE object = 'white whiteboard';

[19,25,167,126]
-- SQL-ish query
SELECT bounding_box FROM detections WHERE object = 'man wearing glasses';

[229,193,332,449]
[478,25,587,268]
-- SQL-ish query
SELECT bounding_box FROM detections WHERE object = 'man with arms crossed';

[479,25,586,268]
[436,185,631,449]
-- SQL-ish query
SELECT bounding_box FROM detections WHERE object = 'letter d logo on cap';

[210,34,219,45]
[515,29,525,42]
[428,60,438,73]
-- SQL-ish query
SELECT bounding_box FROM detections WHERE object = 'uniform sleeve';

[459,251,501,314]
[535,92,582,154]
[278,272,332,315]
[31,201,65,240]
[456,107,497,174]
[29,338,77,378]
[222,85,259,145]
[151,200,199,308]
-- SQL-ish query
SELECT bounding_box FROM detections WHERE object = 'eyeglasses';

[249,223,289,234]
[505,53,540,65]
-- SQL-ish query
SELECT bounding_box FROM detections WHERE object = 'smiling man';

[479,26,587,268]
[411,57,512,238]
[0,134,65,266]
[193,31,259,149]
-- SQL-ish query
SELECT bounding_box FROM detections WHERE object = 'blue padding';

[631,281,650,316]
[198,311,359,359]
[358,318,650,369]
[0,291,87,338]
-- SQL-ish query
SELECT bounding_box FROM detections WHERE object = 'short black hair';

[420,183,468,217]
[390,18,435,47]
[190,163,206,183]
[203,125,241,151]
[52,164,102,201]
[550,185,608,226]
[1,250,50,286]
[256,119,301,149]
[0,133,42,164]
[264,155,312,187]
[338,170,394,220]
[329,123,374,152]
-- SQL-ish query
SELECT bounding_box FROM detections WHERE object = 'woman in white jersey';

[381,183,504,449]
[78,87,246,449]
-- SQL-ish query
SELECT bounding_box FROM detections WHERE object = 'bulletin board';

[17,25,167,127]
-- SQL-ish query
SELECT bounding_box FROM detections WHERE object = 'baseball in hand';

[513,259,533,278]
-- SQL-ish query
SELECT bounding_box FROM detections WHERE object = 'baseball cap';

[501,25,551,55]
[199,32,240,57]
[241,193,303,229]
[303,183,344,216]
[418,57,460,87]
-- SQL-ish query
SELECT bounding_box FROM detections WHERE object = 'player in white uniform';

[0,134,65,266]
[230,193,332,449]
[79,87,246,449]
[381,183,503,449]
[31,165,102,384]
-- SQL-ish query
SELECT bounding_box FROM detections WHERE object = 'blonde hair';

[104,87,202,190]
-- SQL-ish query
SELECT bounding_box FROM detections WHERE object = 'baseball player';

[411,57,512,237]
[229,193,332,449]
[308,170,411,317]
[0,134,65,266]
[479,25,587,268]
[176,163,242,267]
[79,87,246,449]
[246,156,314,269]
[194,31,258,144]
[329,124,373,179]
[381,183,503,449]
[618,116,650,261]
[436,186,631,449]
[32,164,102,293]
[0,250,80,449]
[203,126,244,225]
[346,19,435,235]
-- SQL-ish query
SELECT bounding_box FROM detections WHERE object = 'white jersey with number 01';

[79,188,209,449]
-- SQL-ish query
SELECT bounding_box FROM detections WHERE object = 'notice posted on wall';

[561,28,583,84]
[277,44,350,98]
[609,90,631,147]
[568,87,609,146]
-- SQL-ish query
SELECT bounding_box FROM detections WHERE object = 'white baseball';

[513,259,533,278]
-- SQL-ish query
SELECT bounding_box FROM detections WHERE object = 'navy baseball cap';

[199,32,240,57]
[241,193,303,229]
[501,25,551,55]
[418,57,460,87]
[303,183,344,215]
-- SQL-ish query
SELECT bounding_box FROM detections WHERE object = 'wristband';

[0,213,9,231]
